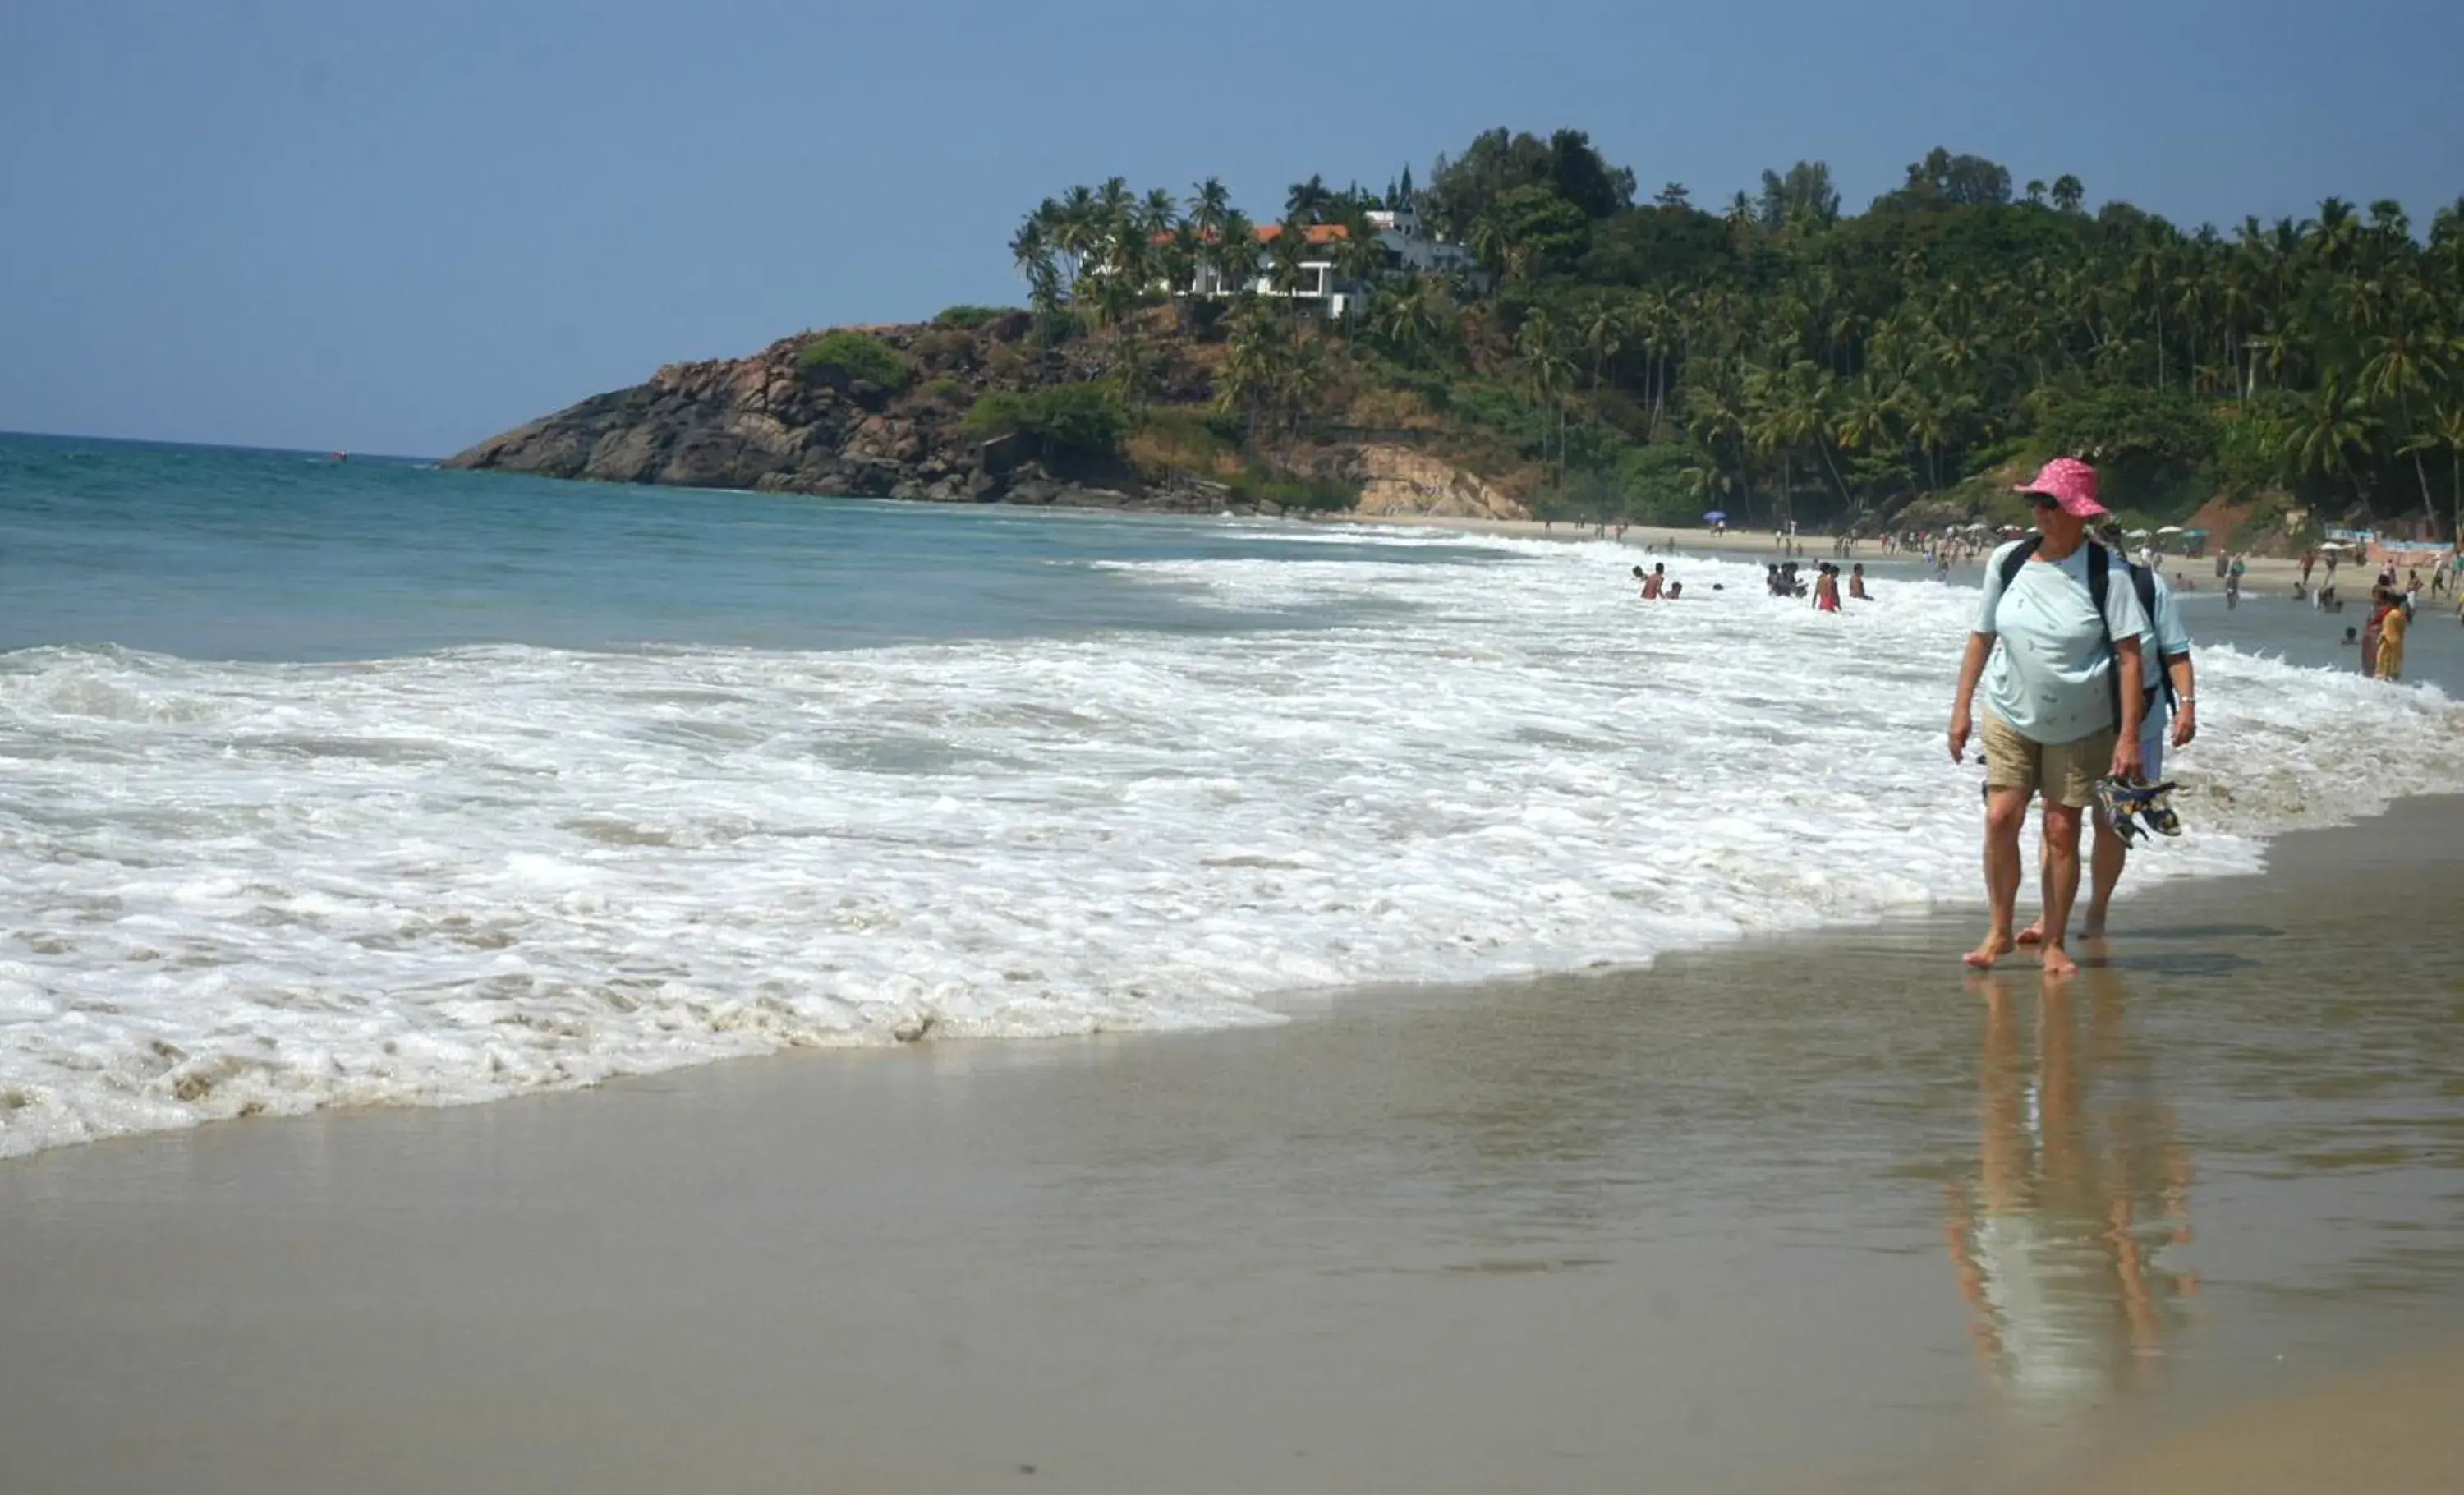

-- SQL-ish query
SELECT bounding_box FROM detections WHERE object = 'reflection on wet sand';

[1946,964,2198,1410]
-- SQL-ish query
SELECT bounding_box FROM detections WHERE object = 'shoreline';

[1333,509,2460,598]
[4,798,2461,1493]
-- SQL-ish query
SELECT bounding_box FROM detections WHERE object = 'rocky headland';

[447,314,1529,521]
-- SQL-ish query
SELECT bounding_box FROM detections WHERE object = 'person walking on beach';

[2018,522,2195,945]
[2301,549,2316,591]
[1947,458,2148,978]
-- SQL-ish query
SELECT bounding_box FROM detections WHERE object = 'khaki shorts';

[1980,713,2113,809]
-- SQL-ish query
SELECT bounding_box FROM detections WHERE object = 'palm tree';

[1187,177,1230,239]
[2050,175,2085,214]
[1899,379,1958,492]
[2282,375,2381,513]
[2309,197,2360,272]
[1467,214,1511,283]
[1211,209,1258,301]
[1266,219,1312,317]
[1283,174,1331,225]
[1372,274,1440,366]
[1579,294,1628,393]
[1137,187,1180,244]
[1518,308,1576,489]
[2361,313,2449,512]
[1217,298,1287,443]
[2403,398,2464,539]
[1327,205,1385,316]
[1835,370,1902,460]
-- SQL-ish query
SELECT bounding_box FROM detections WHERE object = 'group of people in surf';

[1948,458,2198,979]
[1763,559,1867,610]
[1630,563,1685,600]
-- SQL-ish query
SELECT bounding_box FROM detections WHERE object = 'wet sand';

[2,802,2461,1494]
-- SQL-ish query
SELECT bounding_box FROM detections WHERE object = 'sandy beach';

[3,798,2461,1493]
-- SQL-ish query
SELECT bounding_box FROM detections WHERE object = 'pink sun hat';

[2015,457,2108,518]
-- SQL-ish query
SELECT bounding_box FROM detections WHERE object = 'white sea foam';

[3,540,2459,1157]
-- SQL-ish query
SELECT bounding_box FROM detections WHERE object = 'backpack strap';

[2087,542,2123,734]
[1993,536,2042,594]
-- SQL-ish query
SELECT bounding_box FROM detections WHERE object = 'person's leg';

[1970,717,2035,968]
[1970,788,2030,968]
[2080,807,2126,936]
[2036,728,2112,977]
[2039,800,2086,977]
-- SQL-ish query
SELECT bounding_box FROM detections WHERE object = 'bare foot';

[2078,918,2108,939]
[2015,922,2044,945]
[2039,943,2080,978]
[1965,932,2017,969]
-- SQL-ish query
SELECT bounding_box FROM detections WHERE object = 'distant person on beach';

[2300,550,2316,590]
[1849,563,1870,600]
[2019,522,2195,945]
[2361,588,2393,677]
[1947,458,2148,978]
[2376,589,2410,679]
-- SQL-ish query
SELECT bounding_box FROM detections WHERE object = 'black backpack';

[1992,538,2171,725]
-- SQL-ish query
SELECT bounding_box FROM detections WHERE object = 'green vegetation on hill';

[960,382,1129,462]
[1000,130,2464,536]
[797,330,910,390]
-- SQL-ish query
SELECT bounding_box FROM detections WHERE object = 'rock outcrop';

[1347,444,1529,520]
[449,316,1521,522]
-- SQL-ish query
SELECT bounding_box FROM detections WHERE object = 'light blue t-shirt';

[2126,560,2190,713]
[1974,540,2152,744]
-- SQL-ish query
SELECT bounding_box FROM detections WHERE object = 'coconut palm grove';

[992,127,2464,538]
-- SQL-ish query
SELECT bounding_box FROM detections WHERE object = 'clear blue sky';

[4,0,2458,457]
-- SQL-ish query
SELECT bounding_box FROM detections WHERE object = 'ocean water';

[5,433,2462,1157]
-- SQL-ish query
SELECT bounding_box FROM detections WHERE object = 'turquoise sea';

[3,430,2460,1157]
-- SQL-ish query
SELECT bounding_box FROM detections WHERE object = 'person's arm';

[2167,652,2196,748]
[2112,636,2145,776]
[1949,632,1993,762]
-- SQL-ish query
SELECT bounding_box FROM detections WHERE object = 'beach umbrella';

[1700,510,1726,522]
[2126,527,2152,538]
[2156,525,2185,535]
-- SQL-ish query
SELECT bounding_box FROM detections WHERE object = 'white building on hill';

[1171,210,1484,319]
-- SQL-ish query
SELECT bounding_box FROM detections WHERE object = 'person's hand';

[1948,703,1973,764]
[2170,702,2197,749]
[2111,734,2144,781]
